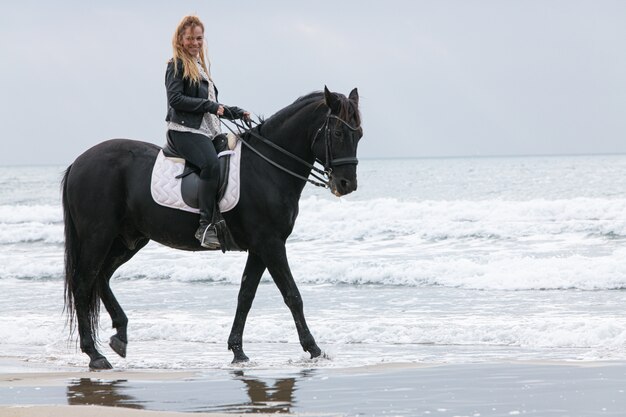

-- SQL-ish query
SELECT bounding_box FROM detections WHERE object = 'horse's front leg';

[228,252,266,363]
[262,243,322,359]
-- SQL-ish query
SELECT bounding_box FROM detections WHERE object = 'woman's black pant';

[167,130,219,226]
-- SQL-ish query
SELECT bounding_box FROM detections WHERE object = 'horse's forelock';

[333,93,361,128]
[304,90,361,126]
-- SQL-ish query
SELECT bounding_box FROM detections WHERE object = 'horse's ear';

[324,85,340,113]
[348,88,359,105]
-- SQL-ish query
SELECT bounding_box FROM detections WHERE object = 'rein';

[220,111,360,189]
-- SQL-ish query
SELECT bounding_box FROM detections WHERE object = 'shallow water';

[1,155,625,369]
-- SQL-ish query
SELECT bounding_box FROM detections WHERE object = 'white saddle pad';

[150,140,242,213]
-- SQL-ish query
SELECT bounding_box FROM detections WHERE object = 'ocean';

[1,155,626,370]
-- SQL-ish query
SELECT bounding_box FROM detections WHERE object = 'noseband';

[221,111,360,189]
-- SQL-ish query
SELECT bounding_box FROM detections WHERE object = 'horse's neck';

[257,108,323,182]
[246,109,322,199]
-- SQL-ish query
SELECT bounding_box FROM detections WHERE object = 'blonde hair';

[171,15,210,84]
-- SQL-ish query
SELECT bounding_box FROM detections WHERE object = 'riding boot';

[194,179,220,249]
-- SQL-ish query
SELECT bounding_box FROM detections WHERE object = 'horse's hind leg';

[72,237,115,370]
[100,284,128,358]
[99,237,149,359]
[228,252,266,363]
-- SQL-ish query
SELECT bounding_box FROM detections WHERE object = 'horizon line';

[2,151,626,168]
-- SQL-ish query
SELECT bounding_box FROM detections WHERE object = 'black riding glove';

[221,105,248,120]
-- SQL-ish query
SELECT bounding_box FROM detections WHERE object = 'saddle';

[162,132,238,206]
[152,132,243,252]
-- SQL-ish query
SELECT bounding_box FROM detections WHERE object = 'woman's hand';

[219,105,250,122]
[242,111,252,127]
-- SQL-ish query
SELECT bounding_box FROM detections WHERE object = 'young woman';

[165,15,250,249]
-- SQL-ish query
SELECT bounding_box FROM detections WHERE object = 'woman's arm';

[165,60,220,114]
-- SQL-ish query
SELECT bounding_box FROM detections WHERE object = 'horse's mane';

[293,91,325,106]
[263,90,360,129]
[266,92,324,124]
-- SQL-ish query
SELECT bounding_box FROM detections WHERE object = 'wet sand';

[1,359,625,416]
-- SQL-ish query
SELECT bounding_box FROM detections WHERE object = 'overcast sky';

[1,0,625,165]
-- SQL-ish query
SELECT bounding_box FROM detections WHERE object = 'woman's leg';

[167,130,220,248]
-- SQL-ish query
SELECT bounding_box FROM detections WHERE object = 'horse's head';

[315,86,363,197]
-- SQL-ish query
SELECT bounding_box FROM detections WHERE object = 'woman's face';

[181,25,204,57]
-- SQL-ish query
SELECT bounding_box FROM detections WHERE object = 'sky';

[1,0,625,165]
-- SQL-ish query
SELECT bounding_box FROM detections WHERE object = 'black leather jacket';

[165,59,246,129]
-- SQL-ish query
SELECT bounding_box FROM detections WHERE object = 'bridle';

[221,110,361,189]
[311,112,361,171]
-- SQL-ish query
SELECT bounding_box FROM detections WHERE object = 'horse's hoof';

[231,353,250,364]
[308,345,322,359]
[89,357,113,370]
[109,335,127,358]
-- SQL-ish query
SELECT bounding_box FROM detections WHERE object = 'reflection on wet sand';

[65,369,315,413]
[67,378,143,409]
[227,369,313,413]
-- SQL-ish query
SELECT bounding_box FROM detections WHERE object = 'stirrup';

[195,224,220,249]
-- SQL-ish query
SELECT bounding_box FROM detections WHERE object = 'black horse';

[62,87,362,369]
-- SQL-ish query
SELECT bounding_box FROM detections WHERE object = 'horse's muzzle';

[330,176,358,197]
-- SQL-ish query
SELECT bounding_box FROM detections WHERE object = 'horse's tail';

[62,164,102,342]
[61,165,79,336]
[61,165,78,334]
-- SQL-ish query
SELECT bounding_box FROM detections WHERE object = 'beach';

[2,157,626,416]
[2,358,626,416]
[3,0,626,413]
